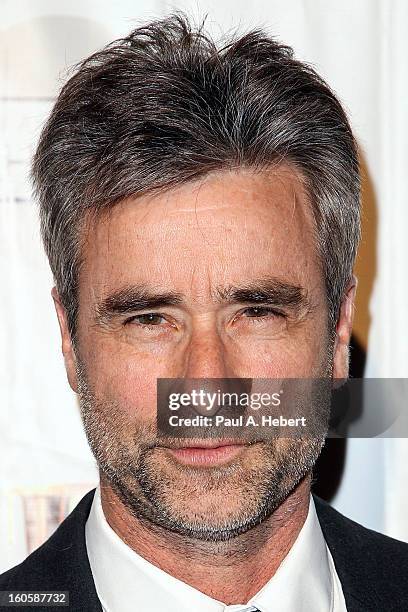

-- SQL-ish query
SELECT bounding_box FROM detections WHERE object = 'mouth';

[164,439,248,466]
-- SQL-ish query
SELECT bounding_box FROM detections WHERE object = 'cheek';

[111,368,159,421]
[83,341,162,420]
[242,345,320,378]
[238,325,329,378]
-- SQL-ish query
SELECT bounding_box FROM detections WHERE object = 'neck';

[99,474,311,605]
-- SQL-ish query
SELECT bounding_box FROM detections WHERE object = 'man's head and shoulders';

[2,12,408,612]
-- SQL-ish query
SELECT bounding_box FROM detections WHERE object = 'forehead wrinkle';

[186,263,214,305]
[191,174,217,249]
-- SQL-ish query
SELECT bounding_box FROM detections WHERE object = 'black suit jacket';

[1,489,408,611]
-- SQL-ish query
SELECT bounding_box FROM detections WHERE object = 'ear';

[51,286,79,393]
[332,275,358,380]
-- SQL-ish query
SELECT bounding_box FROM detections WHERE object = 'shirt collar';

[86,485,333,612]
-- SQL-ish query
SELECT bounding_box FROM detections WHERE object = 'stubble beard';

[75,355,332,542]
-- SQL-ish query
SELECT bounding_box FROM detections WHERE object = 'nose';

[172,329,252,421]
[183,330,231,380]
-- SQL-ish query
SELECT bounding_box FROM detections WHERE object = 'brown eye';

[242,307,283,318]
[126,313,165,326]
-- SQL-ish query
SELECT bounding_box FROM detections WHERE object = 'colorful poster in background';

[1,0,408,573]
[2,485,95,562]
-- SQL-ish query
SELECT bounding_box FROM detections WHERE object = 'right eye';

[124,313,166,327]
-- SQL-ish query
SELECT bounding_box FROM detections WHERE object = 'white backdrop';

[1,0,407,572]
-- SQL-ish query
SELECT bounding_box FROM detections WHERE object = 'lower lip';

[166,444,246,466]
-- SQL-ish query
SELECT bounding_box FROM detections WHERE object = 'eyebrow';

[94,285,184,326]
[93,277,311,326]
[214,278,311,313]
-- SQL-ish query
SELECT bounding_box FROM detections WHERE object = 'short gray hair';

[32,13,361,343]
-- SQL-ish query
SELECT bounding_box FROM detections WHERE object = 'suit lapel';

[6,488,103,611]
[314,494,385,612]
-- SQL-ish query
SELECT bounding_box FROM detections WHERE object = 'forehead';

[79,165,321,298]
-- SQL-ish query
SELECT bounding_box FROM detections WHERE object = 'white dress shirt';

[86,485,347,611]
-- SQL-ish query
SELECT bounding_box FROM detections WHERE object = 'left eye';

[242,307,282,318]
[125,313,165,326]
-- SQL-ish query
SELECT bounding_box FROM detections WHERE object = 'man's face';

[58,166,341,540]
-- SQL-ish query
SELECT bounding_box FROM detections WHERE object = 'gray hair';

[32,13,361,344]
